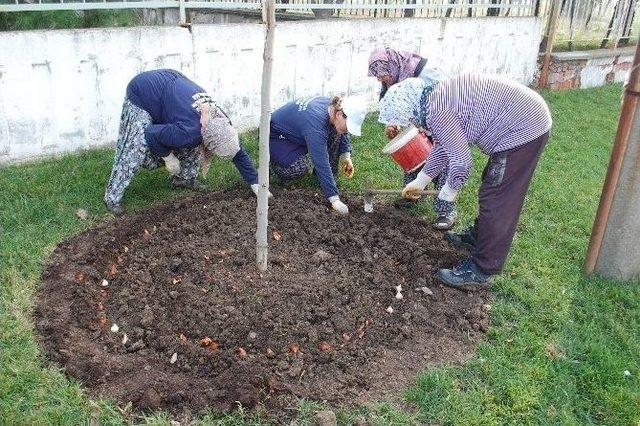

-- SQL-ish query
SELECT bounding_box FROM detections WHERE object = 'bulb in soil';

[100,279,109,287]
[364,201,373,213]
[110,324,119,333]
[170,352,178,364]
[236,347,248,358]
[288,343,300,354]
[265,348,276,358]
[122,334,128,344]
[386,306,394,314]
[318,341,331,352]
[395,292,403,300]
[395,284,402,292]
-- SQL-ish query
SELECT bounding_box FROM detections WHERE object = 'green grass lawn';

[1,84,639,425]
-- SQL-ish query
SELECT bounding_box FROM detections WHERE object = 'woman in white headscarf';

[368,49,455,229]
[104,69,261,215]
[379,75,551,290]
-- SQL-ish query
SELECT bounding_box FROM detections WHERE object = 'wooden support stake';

[539,0,561,88]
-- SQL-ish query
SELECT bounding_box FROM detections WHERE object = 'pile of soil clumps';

[36,188,491,419]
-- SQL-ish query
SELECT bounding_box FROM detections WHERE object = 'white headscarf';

[378,77,429,127]
[202,113,240,159]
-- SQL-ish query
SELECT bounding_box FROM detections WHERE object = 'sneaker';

[433,210,458,230]
[444,226,477,251]
[437,258,493,290]
[172,177,208,192]
[105,201,124,216]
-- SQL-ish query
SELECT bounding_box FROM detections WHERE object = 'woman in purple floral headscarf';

[367,48,446,99]
[368,48,455,229]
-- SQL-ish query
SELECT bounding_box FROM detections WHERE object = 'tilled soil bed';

[36,188,491,420]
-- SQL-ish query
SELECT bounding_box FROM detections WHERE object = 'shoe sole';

[444,235,476,251]
[439,279,491,292]
[433,222,455,231]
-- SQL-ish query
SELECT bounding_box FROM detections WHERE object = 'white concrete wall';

[0,17,542,163]
[581,54,633,88]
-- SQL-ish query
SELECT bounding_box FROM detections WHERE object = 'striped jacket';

[422,74,552,191]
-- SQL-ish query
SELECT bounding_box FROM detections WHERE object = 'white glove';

[162,153,181,176]
[438,181,458,202]
[402,171,432,200]
[328,196,349,215]
[251,184,273,198]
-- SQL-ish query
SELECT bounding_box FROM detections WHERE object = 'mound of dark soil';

[35,188,490,419]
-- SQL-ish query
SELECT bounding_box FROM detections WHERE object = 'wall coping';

[549,46,635,61]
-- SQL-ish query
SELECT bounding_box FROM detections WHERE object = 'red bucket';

[382,126,433,173]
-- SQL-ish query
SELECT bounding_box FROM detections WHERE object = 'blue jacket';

[270,97,351,198]
[126,69,257,185]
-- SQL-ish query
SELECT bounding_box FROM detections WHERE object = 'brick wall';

[533,47,634,90]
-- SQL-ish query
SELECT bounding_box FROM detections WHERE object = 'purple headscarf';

[367,48,422,85]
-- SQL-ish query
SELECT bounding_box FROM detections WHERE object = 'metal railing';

[0,0,539,17]
[1,0,638,49]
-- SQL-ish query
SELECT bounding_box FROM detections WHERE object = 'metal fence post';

[179,0,186,24]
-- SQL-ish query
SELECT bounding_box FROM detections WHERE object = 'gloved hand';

[251,184,273,198]
[385,125,400,140]
[340,153,355,179]
[328,196,349,215]
[162,153,181,176]
[402,171,432,200]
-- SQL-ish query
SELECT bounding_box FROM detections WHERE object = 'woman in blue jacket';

[104,69,259,215]
[269,95,366,215]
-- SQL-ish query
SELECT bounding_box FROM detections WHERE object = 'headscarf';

[367,48,422,85]
[202,107,240,160]
[378,78,434,129]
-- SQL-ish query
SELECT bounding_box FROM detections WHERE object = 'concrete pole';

[585,39,640,281]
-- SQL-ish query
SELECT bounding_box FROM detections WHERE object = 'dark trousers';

[473,132,549,274]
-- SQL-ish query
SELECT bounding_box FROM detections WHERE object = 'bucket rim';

[382,126,419,154]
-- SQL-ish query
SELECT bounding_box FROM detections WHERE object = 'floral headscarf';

[378,78,435,129]
[367,48,422,85]
[202,107,240,159]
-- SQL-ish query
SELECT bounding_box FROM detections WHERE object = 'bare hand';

[197,103,211,130]
[385,125,400,140]
[342,158,355,178]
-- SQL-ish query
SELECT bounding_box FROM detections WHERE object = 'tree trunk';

[256,0,275,272]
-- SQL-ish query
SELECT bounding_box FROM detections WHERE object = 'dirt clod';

[139,388,162,411]
[311,250,333,264]
[314,410,337,426]
[76,208,89,221]
[35,189,491,419]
